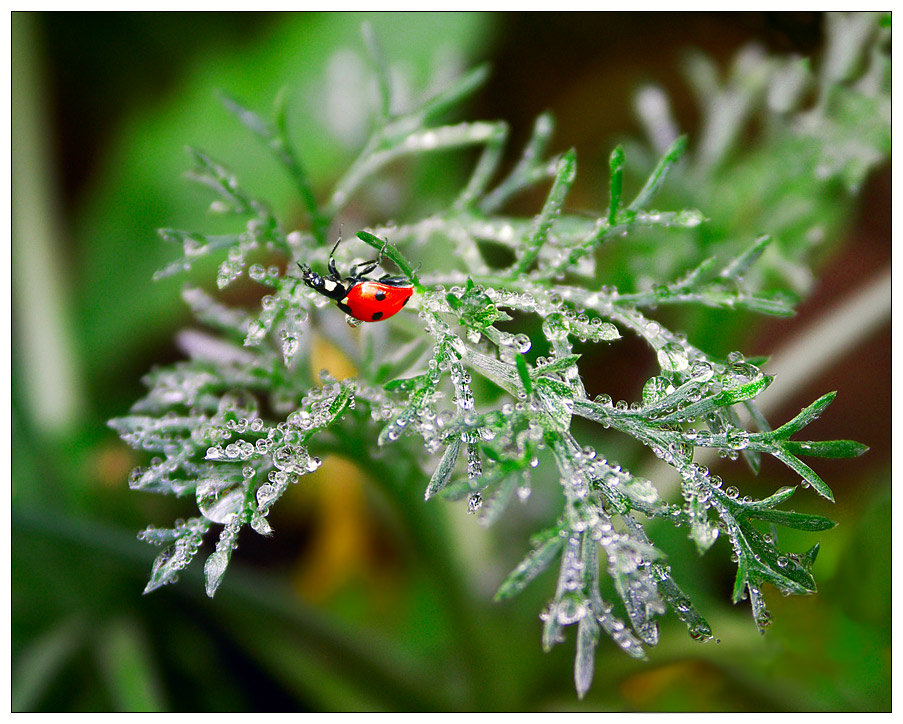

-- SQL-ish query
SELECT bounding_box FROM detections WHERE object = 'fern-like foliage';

[111,15,886,698]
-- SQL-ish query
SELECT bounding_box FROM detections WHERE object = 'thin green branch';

[512,148,577,275]
[627,134,688,211]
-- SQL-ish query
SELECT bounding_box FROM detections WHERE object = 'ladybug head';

[298,261,348,301]
[297,262,325,289]
[297,262,317,284]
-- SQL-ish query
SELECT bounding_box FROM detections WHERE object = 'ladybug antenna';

[330,226,344,260]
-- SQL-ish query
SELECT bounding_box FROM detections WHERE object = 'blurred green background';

[12,12,890,712]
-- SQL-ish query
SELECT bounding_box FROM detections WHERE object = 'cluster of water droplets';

[519,427,693,664]
[607,538,666,646]
[378,396,426,445]
[204,512,244,597]
[464,431,484,514]
[485,286,547,314]
[212,216,278,289]
[677,462,720,552]
[280,289,315,365]
[248,262,283,286]
[494,329,532,364]
[119,347,357,594]
[138,516,209,547]
[598,455,664,512]
[244,294,281,347]
[544,533,589,632]
[140,517,211,594]
[538,528,648,662]
[114,411,214,498]
[365,364,451,448]
[448,358,474,413]
[746,581,773,632]
[195,465,247,523]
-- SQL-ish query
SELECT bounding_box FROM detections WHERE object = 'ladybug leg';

[328,256,340,280]
[376,237,389,264]
[351,258,381,277]
[351,238,390,278]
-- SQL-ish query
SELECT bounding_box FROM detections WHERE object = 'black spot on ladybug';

[402,295,410,306]
[372,311,383,321]
[375,291,387,301]
[337,302,352,315]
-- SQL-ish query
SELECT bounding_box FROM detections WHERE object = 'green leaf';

[733,293,797,317]
[515,354,533,394]
[733,516,817,595]
[804,542,820,567]
[628,134,688,211]
[745,508,837,531]
[719,234,771,281]
[356,231,421,287]
[773,391,837,439]
[446,279,511,329]
[653,375,772,424]
[652,565,713,642]
[575,615,600,699]
[327,383,355,419]
[745,485,797,510]
[515,148,577,274]
[732,559,749,604]
[481,112,556,213]
[783,439,869,458]
[532,354,581,379]
[494,529,564,601]
[383,374,429,393]
[714,375,773,406]
[184,146,258,216]
[533,377,573,432]
[425,435,463,500]
[772,448,836,501]
[143,533,205,594]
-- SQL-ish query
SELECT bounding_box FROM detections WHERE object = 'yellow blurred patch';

[92,441,137,488]
[291,455,368,602]
[311,332,357,382]
[620,660,721,709]
[290,335,400,604]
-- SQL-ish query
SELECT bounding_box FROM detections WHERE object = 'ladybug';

[298,235,414,323]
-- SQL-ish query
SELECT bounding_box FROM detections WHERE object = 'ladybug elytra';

[298,234,414,323]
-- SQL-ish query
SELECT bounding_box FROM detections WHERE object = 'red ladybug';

[298,235,414,323]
